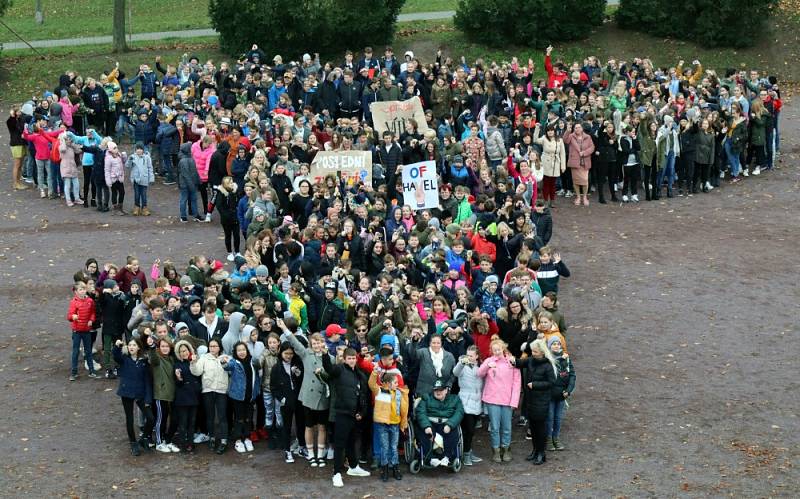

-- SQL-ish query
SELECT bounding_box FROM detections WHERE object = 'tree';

[113,0,127,53]
[0,0,11,17]
[454,0,605,49]
[616,0,777,48]
[210,0,405,57]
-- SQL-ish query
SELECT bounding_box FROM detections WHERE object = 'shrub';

[454,0,606,49]
[616,0,778,48]
[209,0,405,57]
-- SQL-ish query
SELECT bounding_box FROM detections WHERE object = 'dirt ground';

[0,104,798,498]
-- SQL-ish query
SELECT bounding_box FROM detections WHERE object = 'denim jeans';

[23,153,35,179]
[35,158,48,191]
[48,161,63,195]
[179,188,199,219]
[724,140,741,177]
[486,403,512,448]
[546,399,566,438]
[116,115,135,142]
[262,389,277,428]
[656,151,675,193]
[63,177,81,202]
[71,331,94,375]
[375,423,399,465]
[133,183,148,208]
[162,152,175,182]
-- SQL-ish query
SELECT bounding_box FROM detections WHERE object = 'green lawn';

[0,0,212,43]
[401,0,457,13]
[0,0,457,43]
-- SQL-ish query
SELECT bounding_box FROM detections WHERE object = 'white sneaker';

[720,171,726,179]
[332,473,344,488]
[156,443,172,453]
[285,451,295,463]
[706,182,714,191]
[556,189,565,197]
[193,433,209,444]
[244,438,254,452]
[346,465,371,477]
[564,191,573,198]
[439,456,450,467]
[234,440,246,453]
[85,360,101,371]
[226,253,235,262]
[430,457,441,467]
[326,446,334,460]
[632,195,639,202]
[743,168,749,177]
[204,213,211,223]
[622,195,629,203]
[290,439,299,453]
[752,166,761,175]
[167,443,181,452]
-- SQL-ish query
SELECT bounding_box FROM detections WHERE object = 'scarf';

[430,348,444,377]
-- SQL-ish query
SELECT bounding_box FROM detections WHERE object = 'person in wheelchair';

[415,378,464,468]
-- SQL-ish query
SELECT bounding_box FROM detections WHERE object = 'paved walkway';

[1,10,457,50]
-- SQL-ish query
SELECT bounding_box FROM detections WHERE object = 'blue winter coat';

[113,345,153,403]
[224,357,261,402]
[155,122,178,155]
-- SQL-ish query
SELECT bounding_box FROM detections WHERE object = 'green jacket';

[638,122,657,168]
[694,130,716,165]
[378,85,401,102]
[749,115,768,147]
[430,84,452,118]
[416,392,464,430]
[150,350,176,402]
[530,99,562,124]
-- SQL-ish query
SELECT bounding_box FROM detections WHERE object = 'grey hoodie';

[222,312,245,354]
[177,142,200,190]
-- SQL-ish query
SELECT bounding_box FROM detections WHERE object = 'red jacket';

[22,128,63,160]
[544,55,568,89]
[67,295,96,332]
[469,232,497,262]
[471,319,499,361]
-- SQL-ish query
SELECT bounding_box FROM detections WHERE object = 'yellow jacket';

[369,370,409,430]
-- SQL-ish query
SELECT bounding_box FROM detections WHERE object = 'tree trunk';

[113,0,128,53]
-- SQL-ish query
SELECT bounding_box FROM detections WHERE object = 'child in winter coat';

[536,246,570,295]
[223,341,262,454]
[477,338,522,463]
[210,176,240,260]
[177,142,203,222]
[546,336,575,452]
[58,133,83,206]
[270,341,303,463]
[368,370,409,481]
[474,275,503,321]
[113,338,156,456]
[149,337,178,453]
[189,338,230,454]
[452,345,484,465]
[104,141,127,215]
[259,333,281,448]
[126,143,154,216]
[67,281,97,380]
[173,339,202,452]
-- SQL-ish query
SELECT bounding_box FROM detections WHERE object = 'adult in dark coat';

[208,140,231,188]
[522,339,555,465]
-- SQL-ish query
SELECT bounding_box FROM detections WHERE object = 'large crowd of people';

[11,39,782,488]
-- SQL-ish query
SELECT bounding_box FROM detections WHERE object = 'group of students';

[48,40,784,488]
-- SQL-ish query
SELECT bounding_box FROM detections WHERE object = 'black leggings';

[230,398,254,442]
[199,182,209,214]
[94,178,109,208]
[222,221,241,253]
[203,392,228,441]
[82,165,95,202]
[694,162,711,189]
[111,181,125,205]
[622,163,640,196]
[529,417,547,454]
[461,413,478,453]
[122,396,155,443]
[172,405,196,446]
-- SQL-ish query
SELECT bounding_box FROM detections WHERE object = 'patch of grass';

[401,0,457,14]
[0,0,211,43]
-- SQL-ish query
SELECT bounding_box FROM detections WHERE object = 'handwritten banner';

[401,161,438,211]
[310,150,372,188]
[370,97,430,136]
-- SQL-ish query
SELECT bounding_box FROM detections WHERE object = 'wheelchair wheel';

[409,459,421,474]
[452,458,462,473]
[403,426,415,464]
[452,427,464,472]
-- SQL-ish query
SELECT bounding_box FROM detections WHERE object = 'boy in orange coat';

[67,281,98,381]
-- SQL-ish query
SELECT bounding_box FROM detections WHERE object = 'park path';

[0,10,457,50]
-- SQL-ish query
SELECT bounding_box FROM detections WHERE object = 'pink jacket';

[59,97,77,127]
[22,128,62,160]
[478,355,522,408]
[59,141,82,178]
[105,152,126,186]
[191,140,216,182]
[562,131,595,170]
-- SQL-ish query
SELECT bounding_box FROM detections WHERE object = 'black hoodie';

[208,141,231,187]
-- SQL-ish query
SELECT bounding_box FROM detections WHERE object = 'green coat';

[416,392,464,430]
[430,84,452,119]
[749,115,768,147]
[694,130,716,165]
[530,99,562,124]
[638,122,657,168]
[378,85,401,102]
[150,350,176,402]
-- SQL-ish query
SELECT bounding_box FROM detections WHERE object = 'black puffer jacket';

[523,356,555,421]
[551,355,576,401]
[322,353,369,417]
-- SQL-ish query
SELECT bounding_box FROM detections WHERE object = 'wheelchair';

[407,417,464,474]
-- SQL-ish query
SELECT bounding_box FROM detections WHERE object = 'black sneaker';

[130,442,142,456]
[180,217,189,223]
[193,216,203,222]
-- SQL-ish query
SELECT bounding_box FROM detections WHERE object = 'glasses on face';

[357,328,367,332]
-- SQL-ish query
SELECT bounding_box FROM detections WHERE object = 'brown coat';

[534,134,566,177]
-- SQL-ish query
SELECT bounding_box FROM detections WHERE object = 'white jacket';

[453,359,484,415]
[190,353,229,394]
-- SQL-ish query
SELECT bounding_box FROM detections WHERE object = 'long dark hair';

[232,341,252,362]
